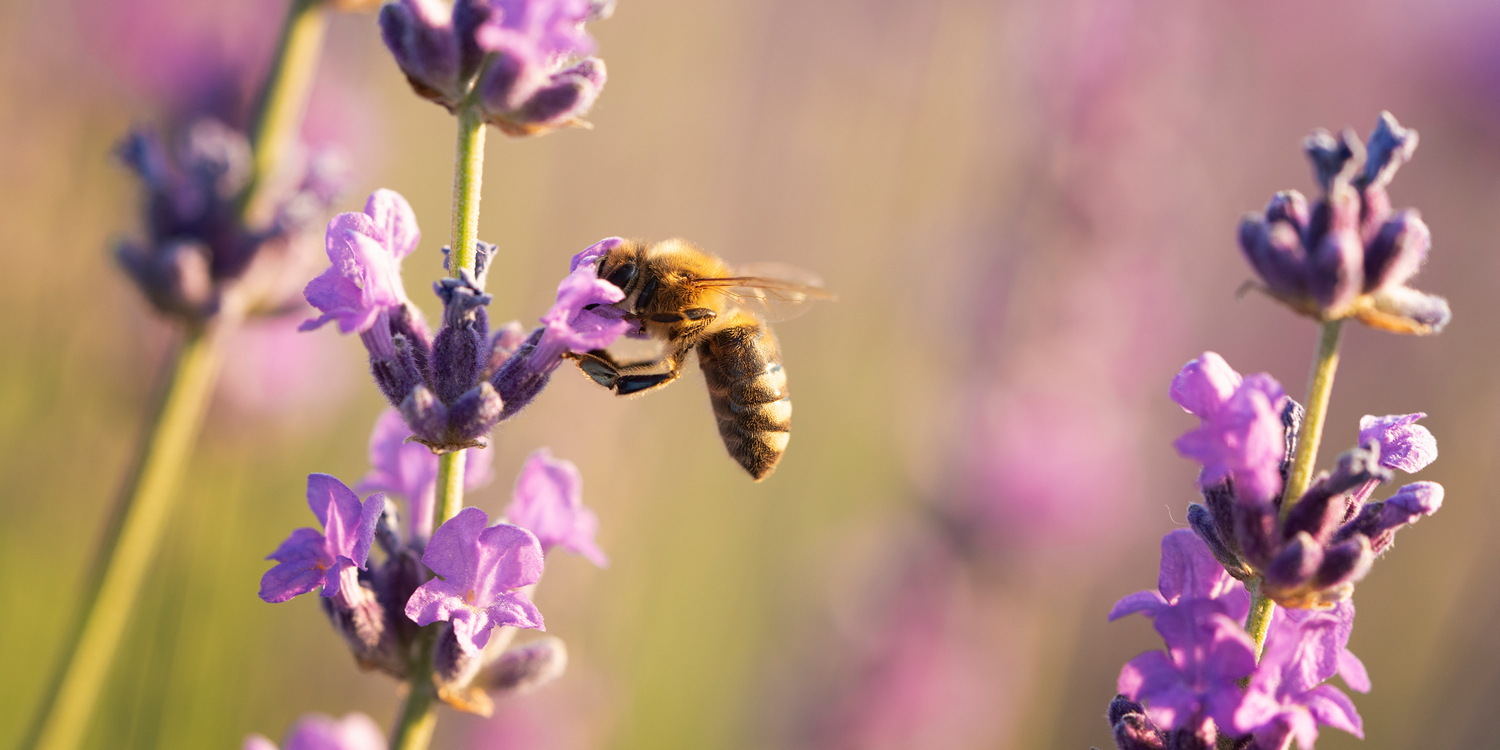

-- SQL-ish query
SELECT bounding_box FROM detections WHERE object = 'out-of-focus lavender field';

[4,0,1500,747]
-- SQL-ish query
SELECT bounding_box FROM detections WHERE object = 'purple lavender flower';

[381,0,612,136]
[243,712,385,750]
[1171,352,1289,504]
[1234,606,1367,747]
[1109,529,1249,623]
[1237,112,1449,335]
[405,507,546,654]
[489,249,630,417]
[1182,392,1444,607]
[1113,530,1256,738]
[116,119,344,322]
[357,408,495,541]
[301,189,421,335]
[259,474,385,609]
[1358,413,1437,474]
[504,449,607,567]
[1116,603,1255,737]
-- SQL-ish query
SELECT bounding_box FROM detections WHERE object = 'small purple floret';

[301,189,420,335]
[259,474,384,608]
[1108,529,1248,623]
[242,711,385,750]
[1117,603,1255,734]
[1358,413,1437,473]
[1171,353,1289,504]
[404,507,546,654]
[1235,605,1366,747]
[505,448,607,567]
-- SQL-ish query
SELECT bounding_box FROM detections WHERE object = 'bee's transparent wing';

[695,263,835,323]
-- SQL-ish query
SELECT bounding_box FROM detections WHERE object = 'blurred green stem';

[24,326,227,750]
[22,4,329,748]
[390,101,488,750]
[1243,319,1345,663]
[242,0,329,222]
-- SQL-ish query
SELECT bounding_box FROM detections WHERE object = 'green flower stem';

[23,4,330,747]
[24,326,228,750]
[448,104,488,276]
[389,101,489,750]
[241,0,330,223]
[1278,319,1345,522]
[1243,319,1346,663]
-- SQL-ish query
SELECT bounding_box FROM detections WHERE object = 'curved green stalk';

[23,326,227,750]
[388,102,488,750]
[22,3,330,747]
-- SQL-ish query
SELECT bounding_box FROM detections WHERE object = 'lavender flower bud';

[1335,481,1444,555]
[1369,284,1451,334]
[490,327,554,419]
[375,549,425,645]
[1302,128,1362,193]
[1263,532,1323,592]
[433,625,494,716]
[1187,503,1250,579]
[479,636,569,695]
[116,238,219,319]
[1307,188,1365,314]
[432,271,493,404]
[1282,443,1390,545]
[1360,111,1419,191]
[1265,190,1310,230]
[1363,210,1430,294]
[1232,497,1279,570]
[1107,695,1165,750]
[446,382,505,443]
[379,0,463,107]
[321,580,406,679]
[1311,534,1374,592]
[1238,215,1309,301]
[369,332,426,408]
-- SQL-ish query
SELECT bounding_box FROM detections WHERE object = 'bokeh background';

[5,0,1500,747]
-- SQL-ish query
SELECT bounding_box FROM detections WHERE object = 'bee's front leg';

[569,349,684,396]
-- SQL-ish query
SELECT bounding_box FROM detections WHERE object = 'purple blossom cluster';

[1107,113,1449,750]
[261,185,622,720]
[380,0,612,135]
[257,427,605,712]
[1238,112,1449,335]
[300,190,628,452]
[1109,531,1368,749]
[116,118,345,323]
[1172,352,1441,609]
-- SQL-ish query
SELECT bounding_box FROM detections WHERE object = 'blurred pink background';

[3,0,1499,747]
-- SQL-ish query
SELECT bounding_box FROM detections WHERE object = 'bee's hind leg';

[570,349,683,396]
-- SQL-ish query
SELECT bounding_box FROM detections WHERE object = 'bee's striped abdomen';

[697,315,791,480]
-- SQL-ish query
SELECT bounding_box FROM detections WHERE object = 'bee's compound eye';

[606,262,638,289]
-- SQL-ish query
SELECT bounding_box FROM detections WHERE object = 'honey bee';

[569,238,832,480]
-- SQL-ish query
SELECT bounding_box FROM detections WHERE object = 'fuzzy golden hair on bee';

[569,239,832,480]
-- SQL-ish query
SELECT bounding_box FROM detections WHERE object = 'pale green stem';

[24,327,227,750]
[241,0,329,224]
[1278,319,1345,522]
[448,105,487,275]
[389,102,489,750]
[1242,319,1346,663]
[22,3,329,746]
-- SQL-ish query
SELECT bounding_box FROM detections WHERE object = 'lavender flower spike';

[259,474,384,609]
[1171,353,1289,504]
[505,448,608,566]
[358,408,494,541]
[301,189,421,335]
[405,507,546,654]
[243,712,385,750]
